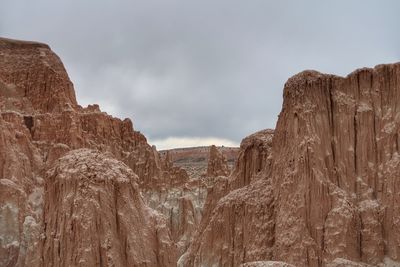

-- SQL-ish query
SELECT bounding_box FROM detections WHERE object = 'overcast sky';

[1,1,399,149]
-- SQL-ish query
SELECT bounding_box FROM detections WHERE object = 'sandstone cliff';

[269,65,400,265]
[0,37,185,266]
[41,149,177,266]
[181,63,400,266]
[180,129,275,266]
[3,36,400,267]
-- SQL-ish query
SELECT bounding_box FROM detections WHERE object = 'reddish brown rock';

[159,150,190,187]
[160,146,239,181]
[229,129,274,188]
[182,63,400,267]
[270,65,400,265]
[206,145,230,177]
[180,130,274,266]
[3,36,400,267]
[0,113,43,267]
[0,37,164,187]
[0,37,179,266]
[160,146,239,165]
[143,150,207,257]
[41,149,177,266]
[0,37,77,113]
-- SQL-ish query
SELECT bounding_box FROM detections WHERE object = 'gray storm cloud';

[1,0,399,148]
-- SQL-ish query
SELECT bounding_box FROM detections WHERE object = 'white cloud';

[149,136,239,150]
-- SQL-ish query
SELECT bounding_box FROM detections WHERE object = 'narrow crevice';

[353,111,358,186]
[23,115,34,134]
[328,79,339,187]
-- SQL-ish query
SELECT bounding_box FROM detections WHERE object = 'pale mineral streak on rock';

[240,261,296,267]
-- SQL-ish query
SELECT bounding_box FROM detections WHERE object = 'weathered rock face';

[183,63,400,267]
[270,65,400,265]
[0,37,77,113]
[0,37,163,187]
[143,150,208,257]
[0,37,181,266]
[206,145,230,177]
[229,129,274,188]
[3,36,400,267]
[159,151,190,187]
[180,129,274,266]
[0,111,43,267]
[160,146,239,180]
[41,149,177,267]
[143,181,207,257]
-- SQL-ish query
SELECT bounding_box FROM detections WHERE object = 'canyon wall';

[179,129,275,266]
[2,36,400,267]
[159,146,239,180]
[181,64,400,266]
[0,37,190,266]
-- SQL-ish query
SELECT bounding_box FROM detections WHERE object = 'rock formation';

[2,36,400,267]
[159,151,190,187]
[268,66,400,266]
[206,145,230,177]
[0,37,77,113]
[179,129,275,266]
[229,129,274,188]
[143,150,206,256]
[160,146,239,180]
[181,63,400,267]
[0,37,183,266]
[41,149,177,266]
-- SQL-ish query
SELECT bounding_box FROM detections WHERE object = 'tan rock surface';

[270,65,400,265]
[3,36,400,267]
[160,146,239,163]
[160,146,239,180]
[180,129,274,266]
[0,37,77,113]
[206,144,230,177]
[0,37,181,266]
[182,63,400,266]
[240,261,296,267]
[41,149,177,266]
[229,129,274,188]
[143,151,208,256]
